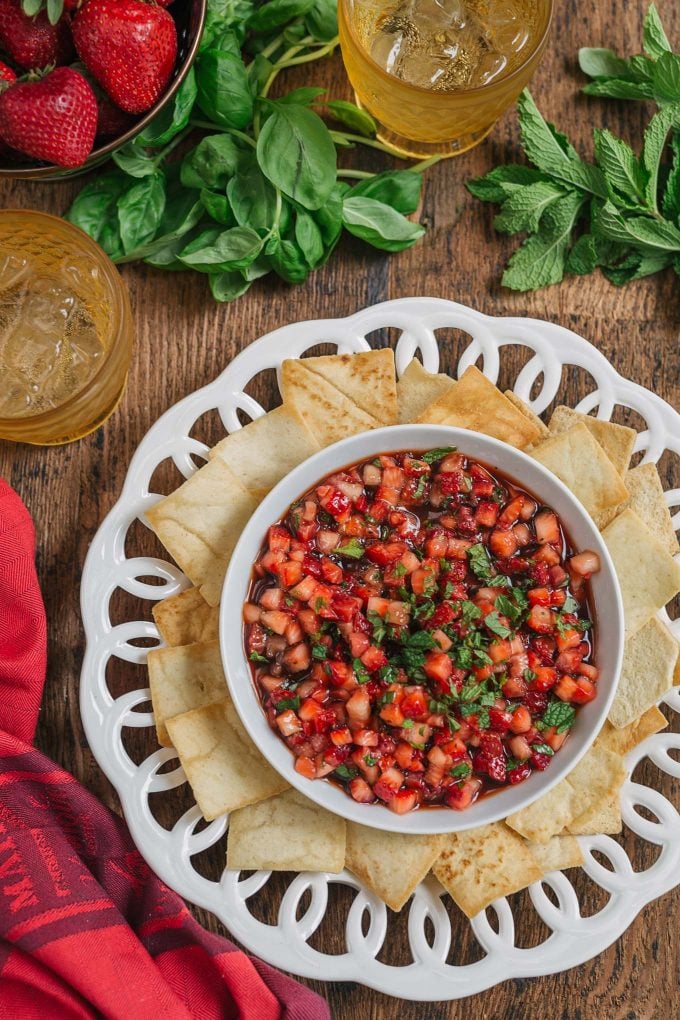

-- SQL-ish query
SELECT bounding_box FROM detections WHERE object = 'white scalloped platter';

[80,297,680,1001]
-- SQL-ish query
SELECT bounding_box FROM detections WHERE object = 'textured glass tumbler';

[339,0,553,158]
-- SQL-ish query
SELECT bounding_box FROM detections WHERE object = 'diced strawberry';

[423,651,453,687]
[330,726,352,746]
[388,788,418,813]
[556,626,582,652]
[295,756,316,779]
[531,751,553,771]
[578,662,599,681]
[425,530,449,558]
[354,728,379,747]
[432,628,453,651]
[488,708,513,733]
[373,766,403,802]
[349,777,374,802]
[346,688,371,725]
[283,643,311,673]
[475,500,499,527]
[365,541,407,565]
[411,565,438,596]
[554,675,578,701]
[285,619,303,645]
[489,528,519,558]
[527,605,553,633]
[279,560,303,588]
[261,610,291,635]
[534,510,561,546]
[531,666,557,691]
[571,677,596,703]
[502,675,527,698]
[247,622,267,654]
[528,560,550,585]
[401,688,428,719]
[507,762,532,784]
[276,710,302,736]
[268,525,291,553]
[361,645,388,672]
[439,471,464,494]
[445,777,482,809]
[349,631,370,657]
[321,558,343,584]
[289,576,317,602]
[508,734,532,760]
[297,608,320,634]
[569,550,600,578]
[509,705,532,733]
[523,690,548,714]
[243,603,261,625]
[498,495,526,528]
[332,592,362,622]
[380,701,405,727]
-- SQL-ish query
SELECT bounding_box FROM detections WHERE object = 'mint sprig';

[467,5,680,291]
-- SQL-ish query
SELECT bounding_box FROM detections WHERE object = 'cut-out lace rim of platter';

[80,298,680,1001]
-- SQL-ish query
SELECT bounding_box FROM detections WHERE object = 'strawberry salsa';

[243,449,601,814]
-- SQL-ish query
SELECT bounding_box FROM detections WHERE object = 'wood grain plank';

[0,0,678,1013]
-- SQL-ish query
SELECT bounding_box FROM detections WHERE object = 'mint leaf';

[643,3,672,60]
[621,216,680,250]
[517,91,607,198]
[642,105,679,210]
[603,249,674,284]
[592,201,635,245]
[485,611,512,638]
[421,446,456,463]
[578,47,630,79]
[652,53,680,104]
[502,191,586,291]
[466,165,551,203]
[662,132,680,222]
[542,701,576,733]
[582,79,654,100]
[335,539,365,559]
[565,233,600,274]
[594,129,647,207]
[493,181,566,234]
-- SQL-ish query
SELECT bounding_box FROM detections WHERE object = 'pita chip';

[607,617,678,728]
[527,834,584,873]
[166,699,288,821]
[623,462,679,557]
[147,639,226,745]
[548,406,636,477]
[416,366,544,450]
[602,509,680,636]
[281,358,381,447]
[301,349,398,425]
[152,588,219,648]
[227,790,346,873]
[566,792,622,836]
[146,457,258,607]
[504,390,550,441]
[530,424,629,528]
[397,358,455,424]
[598,705,668,755]
[345,823,443,912]
[210,405,319,500]
[433,823,542,918]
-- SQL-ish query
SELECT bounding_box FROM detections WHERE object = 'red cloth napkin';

[0,478,331,1020]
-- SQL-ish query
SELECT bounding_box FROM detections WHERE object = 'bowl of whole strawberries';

[0,0,206,177]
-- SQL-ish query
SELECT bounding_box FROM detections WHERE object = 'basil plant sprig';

[65,0,435,303]
[467,4,680,291]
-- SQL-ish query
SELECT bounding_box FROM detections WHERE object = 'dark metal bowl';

[0,0,206,181]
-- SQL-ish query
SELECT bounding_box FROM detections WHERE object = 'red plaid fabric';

[0,478,330,1020]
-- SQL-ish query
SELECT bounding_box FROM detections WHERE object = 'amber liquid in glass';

[0,211,133,446]
[339,0,551,157]
[355,0,541,92]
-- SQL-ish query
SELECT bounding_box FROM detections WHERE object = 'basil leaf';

[180,134,242,190]
[278,86,327,105]
[196,49,254,130]
[326,99,377,137]
[295,209,325,267]
[112,140,158,179]
[227,157,278,229]
[118,172,166,255]
[65,172,129,259]
[256,104,337,210]
[304,0,338,41]
[342,196,425,252]
[313,181,345,247]
[209,271,252,302]
[349,170,422,214]
[179,225,263,270]
[200,189,235,225]
[248,0,314,32]
[267,235,309,283]
[136,69,197,147]
[200,0,254,50]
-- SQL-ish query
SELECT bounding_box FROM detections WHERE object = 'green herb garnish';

[542,701,576,733]
[249,651,269,663]
[421,447,457,463]
[335,539,365,559]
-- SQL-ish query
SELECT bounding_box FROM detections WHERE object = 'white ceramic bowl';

[220,425,624,835]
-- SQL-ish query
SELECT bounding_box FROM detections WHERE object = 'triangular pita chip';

[146,457,258,607]
[345,823,442,912]
[433,823,542,918]
[548,406,636,477]
[527,834,583,873]
[397,358,455,424]
[281,358,381,447]
[301,349,398,425]
[623,462,679,557]
[598,705,667,754]
[147,639,226,746]
[416,366,544,450]
[506,745,627,843]
[566,791,622,835]
[166,699,288,821]
[504,390,550,441]
[602,509,680,637]
[607,617,678,729]
[530,423,629,528]
[152,588,220,648]
[210,404,320,500]
[227,790,346,873]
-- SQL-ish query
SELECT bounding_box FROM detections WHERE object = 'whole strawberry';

[0,67,97,167]
[0,60,16,84]
[0,0,73,70]
[73,0,177,115]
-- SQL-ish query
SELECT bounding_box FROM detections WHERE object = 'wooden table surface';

[1,1,678,1016]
